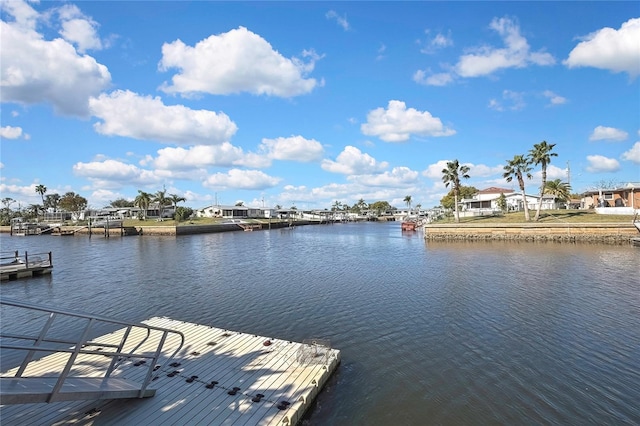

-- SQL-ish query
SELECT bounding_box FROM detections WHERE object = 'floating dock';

[0,316,341,425]
[0,251,53,281]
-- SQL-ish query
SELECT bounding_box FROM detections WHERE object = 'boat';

[401,219,417,231]
[91,217,123,228]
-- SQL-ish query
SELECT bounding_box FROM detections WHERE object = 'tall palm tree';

[503,155,533,221]
[153,189,168,220]
[544,179,572,205]
[134,190,152,220]
[403,195,412,212]
[529,141,557,221]
[441,159,470,223]
[35,184,47,203]
[35,184,46,219]
[169,193,186,213]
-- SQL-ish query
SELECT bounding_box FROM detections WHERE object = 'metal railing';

[0,298,185,403]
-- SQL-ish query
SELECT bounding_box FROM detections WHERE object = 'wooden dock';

[0,317,341,425]
[0,251,53,281]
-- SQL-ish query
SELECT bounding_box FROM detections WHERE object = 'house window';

[603,192,614,200]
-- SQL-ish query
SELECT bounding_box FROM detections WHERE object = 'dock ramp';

[0,298,184,405]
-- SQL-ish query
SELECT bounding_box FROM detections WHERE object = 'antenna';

[567,161,571,187]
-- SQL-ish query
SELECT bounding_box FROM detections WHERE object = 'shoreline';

[2,221,638,244]
[423,222,638,244]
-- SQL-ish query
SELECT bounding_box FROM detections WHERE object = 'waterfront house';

[582,182,640,214]
[459,187,560,217]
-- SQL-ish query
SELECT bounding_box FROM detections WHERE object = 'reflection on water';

[1,223,639,425]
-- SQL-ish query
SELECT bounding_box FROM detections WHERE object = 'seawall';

[423,222,638,244]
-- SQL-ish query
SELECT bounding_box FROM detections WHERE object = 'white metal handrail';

[0,298,185,403]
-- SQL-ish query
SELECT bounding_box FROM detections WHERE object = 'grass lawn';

[434,210,635,224]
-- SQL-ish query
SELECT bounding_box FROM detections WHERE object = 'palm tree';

[503,155,533,221]
[134,190,152,220]
[544,179,572,206]
[529,141,557,221]
[35,184,47,204]
[403,195,412,212]
[35,184,46,220]
[153,189,168,220]
[169,193,186,213]
[441,160,470,223]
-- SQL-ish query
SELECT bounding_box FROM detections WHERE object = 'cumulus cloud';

[326,10,350,31]
[159,27,321,97]
[455,17,555,78]
[564,18,640,77]
[542,90,567,106]
[151,143,270,170]
[488,90,525,111]
[361,100,455,142]
[321,146,388,175]
[0,1,111,116]
[73,159,161,188]
[57,4,103,53]
[589,125,628,142]
[621,142,640,164]
[422,160,451,179]
[348,166,419,187]
[203,169,282,190]
[259,135,324,162]
[0,126,23,139]
[89,90,238,145]
[585,155,621,173]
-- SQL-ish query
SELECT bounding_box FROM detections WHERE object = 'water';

[1,223,639,425]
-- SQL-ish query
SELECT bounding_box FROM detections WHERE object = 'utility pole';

[567,161,571,187]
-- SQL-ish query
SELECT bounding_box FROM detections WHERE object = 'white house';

[459,187,559,216]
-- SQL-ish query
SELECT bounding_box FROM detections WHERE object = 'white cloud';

[361,100,455,142]
[259,135,324,162]
[0,1,111,116]
[348,166,419,187]
[321,146,388,175]
[542,90,567,106]
[455,17,555,78]
[419,30,453,54]
[585,155,621,172]
[159,26,320,97]
[564,18,640,77]
[57,4,103,53]
[326,10,350,31]
[422,160,451,179]
[488,90,525,111]
[469,163,505,177]
[203,169,282,190]
[621,142,640,164]
[89,90,238,145]
[73,159,161,188]
[589,125,628,142]
[413,70,454,87]
[151,143,270,170]
[0,126,23,139]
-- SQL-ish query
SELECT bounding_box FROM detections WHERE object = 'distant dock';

[0,251,53,281]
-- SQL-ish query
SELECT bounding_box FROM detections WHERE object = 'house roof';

[582,182,640,195]
[478,187,514,194]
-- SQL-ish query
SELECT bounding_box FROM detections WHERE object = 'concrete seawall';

[423,222,638,244]
[0,221,317,237]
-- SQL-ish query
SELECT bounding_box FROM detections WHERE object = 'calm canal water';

[1,222,639,425]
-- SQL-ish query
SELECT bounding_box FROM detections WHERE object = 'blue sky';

[1,1,639,211]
